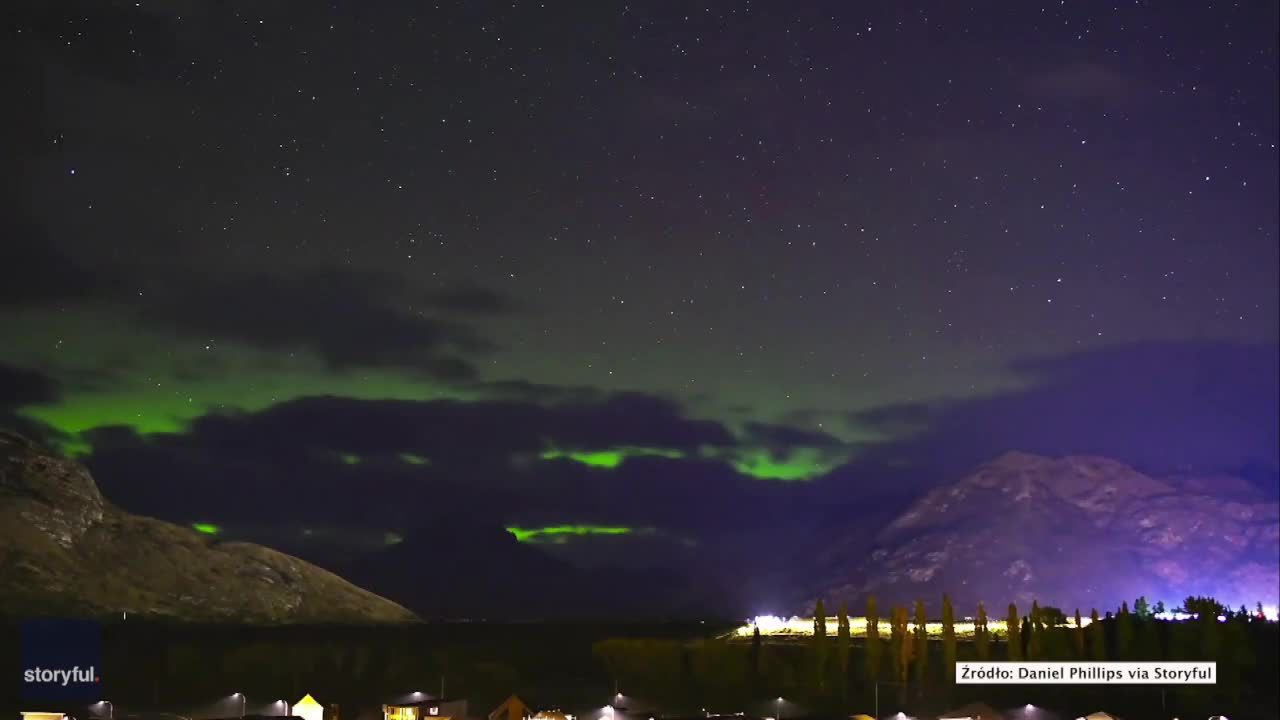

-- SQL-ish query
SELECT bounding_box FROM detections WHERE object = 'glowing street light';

[232,693,246,718]
[775,697,783,720]
[94,701,113,720]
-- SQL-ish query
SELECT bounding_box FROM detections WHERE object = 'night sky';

[4,1,1278,589]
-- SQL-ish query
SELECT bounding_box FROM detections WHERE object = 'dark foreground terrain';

[1,616,1275,719]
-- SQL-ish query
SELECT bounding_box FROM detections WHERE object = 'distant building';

[489,696,532,720]
[938,703,1002,720]
[489,695,576,720]
[383,699,468,720]
[293,694,325,720]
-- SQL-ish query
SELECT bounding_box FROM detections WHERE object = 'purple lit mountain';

[811,452,1280,613]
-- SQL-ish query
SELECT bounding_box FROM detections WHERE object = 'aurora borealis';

[4,0,1277,606]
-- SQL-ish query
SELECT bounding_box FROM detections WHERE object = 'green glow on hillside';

[191,522,221,535]
[399,453,430,465]
[339,453,361,465]
[538,446,685,468]
[506,525,634,543]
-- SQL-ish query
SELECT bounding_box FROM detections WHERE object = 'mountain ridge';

[0,431,418,624]
[811,451,1280,612]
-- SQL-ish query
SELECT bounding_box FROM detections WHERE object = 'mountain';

[811,451,1280,612]
[0,432,417,623]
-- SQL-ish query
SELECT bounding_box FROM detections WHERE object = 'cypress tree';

[1072,609,1085,658]
[942,595,957,684]
[813,599,828,691]
[1116,601,1135,660]
[913,600,929,688]
[1026,601,1041,659]
[975,602,991,661]
[893,606,913,696]
[1006,604,1022,661]
[748,626,762,690]
[866,595,882,682]
[837,602,851,703]
[1088,609,1106,660]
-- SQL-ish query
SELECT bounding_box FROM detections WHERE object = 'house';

[938,702,1002,720]
[292,695,324,720]
[383,699,468,720]
[489,696,532,720]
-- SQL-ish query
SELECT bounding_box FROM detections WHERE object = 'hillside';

[0,432,417,623]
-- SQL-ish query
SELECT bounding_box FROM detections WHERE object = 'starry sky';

[4,0,1278,594]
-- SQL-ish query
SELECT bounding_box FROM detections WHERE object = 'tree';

[1116,601,1135,660]
[1182,595,1226,618]
[1184,596,1224,661]
[1134,596,1151,619]
[836,602,851,703]
[975,602,991,661]
[1006,604,1022,661]
[892,606,913,696]
[813,599,828,691]
[913,600,929,688]
[941,595,957,685]
[1153,600,1166,615]
[1072,609,1085,658]
[1088,609,1106,661]
[1027,601,1042,659]
[866,596,883,683]
[748,626,762,691]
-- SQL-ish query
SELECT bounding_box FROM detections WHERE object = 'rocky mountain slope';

[0,432,417,623]
[813,451,1280,612]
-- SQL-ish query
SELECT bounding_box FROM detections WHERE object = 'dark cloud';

[741,421,842,450]
[470,379,606,405]
[130,269,503,373]
[424,287,516,314]
[849,341,1280,483]
[78,390,826,537]
[0,236,109,308]
[0,363,64,441]
[846,402,938,437]
[0,363,61,410]
[1025,62,1136,103]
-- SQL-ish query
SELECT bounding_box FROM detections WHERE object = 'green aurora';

[537,444,847,481]
[506,525,636,544]
[4,314,863,482]
[538,446,684,468]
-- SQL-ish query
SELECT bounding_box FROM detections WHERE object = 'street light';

[232,693,246,718]
[95,701,113,720]
[775,697,783,720]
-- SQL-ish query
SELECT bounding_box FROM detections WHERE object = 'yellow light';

[729,614,1091,639]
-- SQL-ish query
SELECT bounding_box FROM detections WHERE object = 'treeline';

[592,595,1278,718]
[0,620,658,711]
